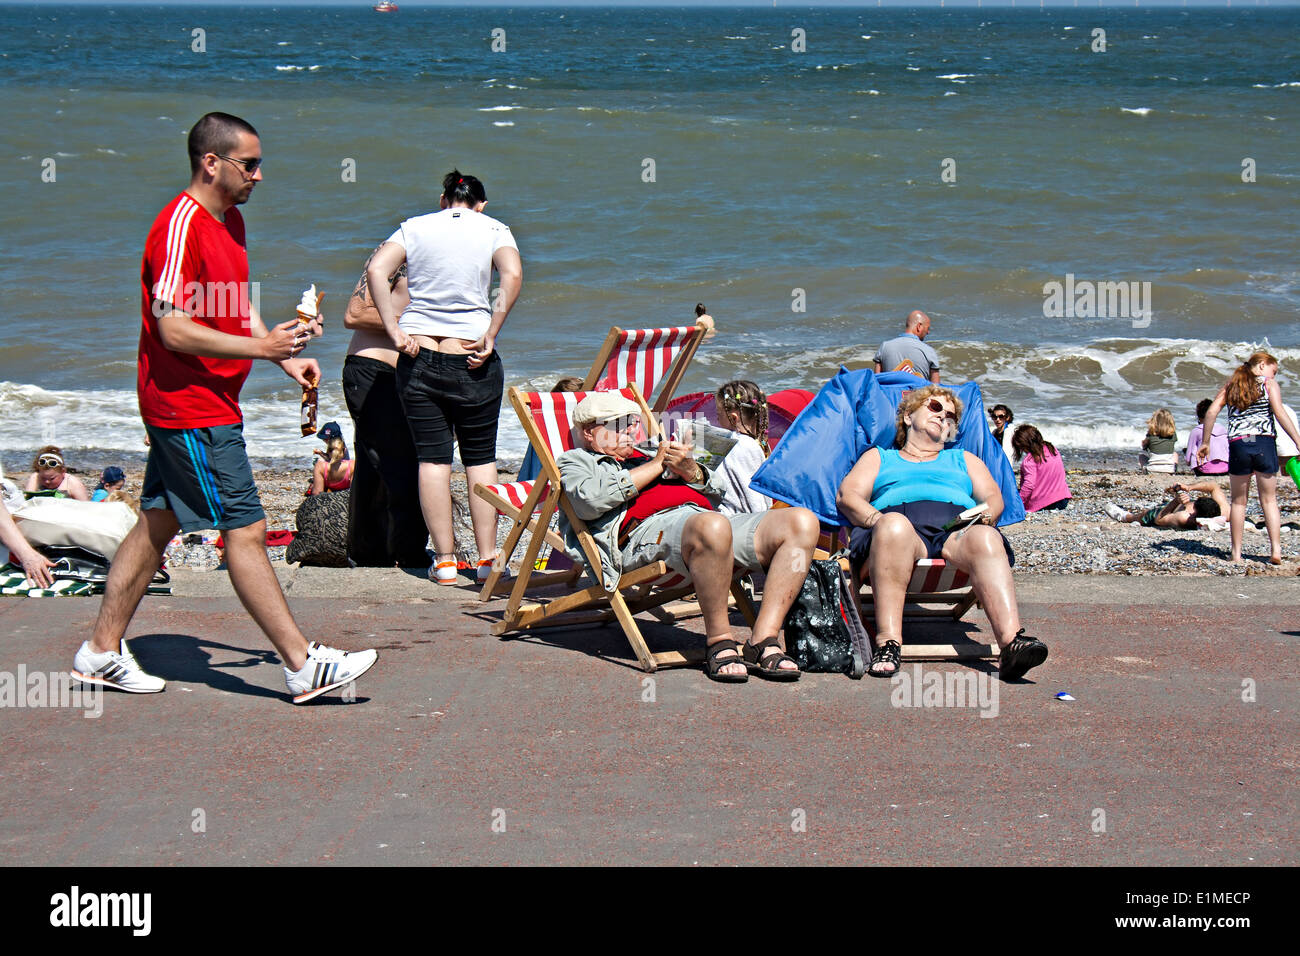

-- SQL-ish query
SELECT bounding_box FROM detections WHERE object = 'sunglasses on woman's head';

[37,456,63,469]
[925,399,958,422]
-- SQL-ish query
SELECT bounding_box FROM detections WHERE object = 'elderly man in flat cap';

[556,392,819,684]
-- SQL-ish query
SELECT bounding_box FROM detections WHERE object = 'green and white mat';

[0,563,97,597]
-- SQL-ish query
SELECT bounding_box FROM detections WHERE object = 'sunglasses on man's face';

[37,457,63,469]
[925,399,958,423]
[217,154,262,174]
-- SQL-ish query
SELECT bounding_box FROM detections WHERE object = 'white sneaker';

[429,559,459,585]
[1104,502,1128,522]
[476,558,510,582]
[72,640,166,694]
[284,641,378,704]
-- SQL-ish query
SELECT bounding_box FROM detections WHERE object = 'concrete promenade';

[1,570,1296,866]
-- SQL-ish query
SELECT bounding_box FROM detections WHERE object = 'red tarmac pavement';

[1,572,1296,866]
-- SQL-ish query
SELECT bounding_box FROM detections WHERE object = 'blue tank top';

[871,448,977,511]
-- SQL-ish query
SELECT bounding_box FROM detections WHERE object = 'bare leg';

[465,461,501,562]
[89,508,179,654]
[1258,472,1282,563]
[861,513,927,674]
[1228,473,1252,563]
[747,507,820,670]
[942,525,1021,647]
[680,512,744,678]
[224,520,310,671]
[417,462,456,559]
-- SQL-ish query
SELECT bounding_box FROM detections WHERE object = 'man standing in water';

[873,310,942,383]
[72,112,378,704]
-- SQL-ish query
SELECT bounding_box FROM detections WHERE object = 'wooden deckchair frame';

[582,324,706,412]
[475,322,707,600]
[486,383,756,672]
[854,558,995,661]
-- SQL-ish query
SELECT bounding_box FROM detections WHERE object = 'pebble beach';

[69,459,1300,579]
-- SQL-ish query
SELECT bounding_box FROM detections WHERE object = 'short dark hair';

[442,169,487,206]
[1196,398,1213,422]
[1193,497,1221,519]
[188,112,258,175]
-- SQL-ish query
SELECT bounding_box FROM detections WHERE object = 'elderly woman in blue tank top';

[837,385,1049,682]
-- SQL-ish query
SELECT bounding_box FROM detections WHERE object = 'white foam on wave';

[492,121,515,127]
[937,73,974,80]
[275,65,321,72]
[479,105,521,112]
[1120,107,1153,116]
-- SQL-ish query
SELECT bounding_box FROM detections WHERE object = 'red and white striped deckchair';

[583,325,706,412]
[856,558,992,660]
[475,322,707,597]
[484,384,756,673]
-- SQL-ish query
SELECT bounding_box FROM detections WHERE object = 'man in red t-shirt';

[72,112,378,705]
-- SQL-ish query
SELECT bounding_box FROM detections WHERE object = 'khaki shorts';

[620,506,764,576]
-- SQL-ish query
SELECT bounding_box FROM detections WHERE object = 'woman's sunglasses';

[37,456,64,469]
[925,399,958,423]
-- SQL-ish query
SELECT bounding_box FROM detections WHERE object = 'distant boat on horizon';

[373,1,398,12]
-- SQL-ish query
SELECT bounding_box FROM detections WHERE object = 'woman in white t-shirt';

[368,171,524,585]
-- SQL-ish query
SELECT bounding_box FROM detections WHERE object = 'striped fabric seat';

[906,558,970,593]
[0,563,96,597]
[591,326,698,406]
[481,382,753,671]
[482,479,537,512]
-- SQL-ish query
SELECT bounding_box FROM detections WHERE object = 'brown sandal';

[743,636,801,682]
[705,639,749,683]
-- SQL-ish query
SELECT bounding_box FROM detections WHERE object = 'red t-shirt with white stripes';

[137,192,253,428]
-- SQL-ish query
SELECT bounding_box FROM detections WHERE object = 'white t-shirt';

[716,433,772,516]
[1277,404,1299,458]
[387,208,518,341]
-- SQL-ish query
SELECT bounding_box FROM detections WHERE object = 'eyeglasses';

[37,456,64,469]
[217,154,262,175]
[925,399,958,423]
[597,416,641,434]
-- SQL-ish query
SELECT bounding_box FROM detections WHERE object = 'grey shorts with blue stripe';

[141,423,266,532]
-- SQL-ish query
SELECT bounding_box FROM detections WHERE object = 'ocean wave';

[1120,107,1153,116]
[479,105,521,111]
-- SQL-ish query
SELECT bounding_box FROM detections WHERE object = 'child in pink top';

[1012,425,1072,512]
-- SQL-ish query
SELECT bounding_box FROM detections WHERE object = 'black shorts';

[395,348,504,466]
[1228,434,1279,476]
[141,422,265,532]
[848,499,1014,568]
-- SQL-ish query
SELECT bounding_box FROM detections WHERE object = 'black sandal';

[743,636,801,682]
[705,639,749,683]
[868,639,902,678]
[999,629,1049,681]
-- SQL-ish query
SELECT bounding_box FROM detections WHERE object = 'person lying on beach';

[0,497,54,587]
[556,391,819,683]
[25,446,90,501]
[836,385,1048,682]
[1104,481,1227,530]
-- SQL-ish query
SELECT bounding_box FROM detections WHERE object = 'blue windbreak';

[748,368,1025,528]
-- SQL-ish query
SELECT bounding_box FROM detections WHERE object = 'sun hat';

[573,392,642,426]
